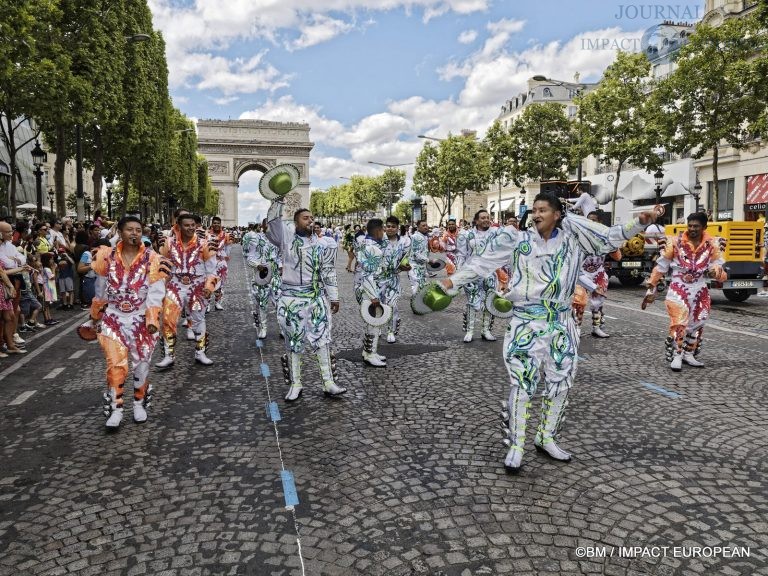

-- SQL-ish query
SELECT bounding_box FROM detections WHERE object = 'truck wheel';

[618,275,644,287]
[723,289,752,302]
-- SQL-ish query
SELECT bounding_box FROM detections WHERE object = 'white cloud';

[288,14,355,51]
[458,29,478,44]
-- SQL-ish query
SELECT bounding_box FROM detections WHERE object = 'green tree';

[412,142,440,215]
[577,51,662,223]
[0,0,64,218]
[484,119,518,222]
[652,17,768,221]
[309,190,327,219]
[511,102,573,184]
[392,199,412,224]
[374,168,406,215]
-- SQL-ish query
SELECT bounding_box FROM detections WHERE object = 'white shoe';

[363,352,386,367]
[591,326,610,338]
[323,382,347,396]
[258,325,267,339]
[374,353,387,362]
[13,333,25,345]
[386,332,396,343]
[670,353,683,372]
[534,440,572,462]
[105,408,123,429]
[194,350,214,365]
[463,332,473,343]
[214,301,224,311]
[504,445,523,473]
[481,330,496,342]
[682,351,704,367]
[757,291,768,297]
[285,385,303,402]
[186,328,195,341]
[155,355,175,369]
[133,403,147,423]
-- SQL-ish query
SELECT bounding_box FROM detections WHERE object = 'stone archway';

[197,119,314,226]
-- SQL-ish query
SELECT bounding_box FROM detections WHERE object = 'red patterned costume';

[647,230,726,369]
[207,226,233,309]
[155,226,218,368]
[91,242,168,428]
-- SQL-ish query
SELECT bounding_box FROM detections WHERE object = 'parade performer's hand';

[158,257,173,278]
[203,288,212,299]
[441,279,453,291]
[641,288,656,310]
[638,204,665,225]
[399,263,412,272]
[330,301,340,314]
[147,324,158,335]
[256,264,267,272]
[370,298,381,307]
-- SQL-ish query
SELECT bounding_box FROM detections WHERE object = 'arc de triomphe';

[197,119,314,226]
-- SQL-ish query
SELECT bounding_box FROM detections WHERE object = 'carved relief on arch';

[233,157,277,180]
[284,191,303,216]
[208,161,230,176]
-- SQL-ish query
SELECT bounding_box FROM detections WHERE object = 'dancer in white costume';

[442,194,662,473]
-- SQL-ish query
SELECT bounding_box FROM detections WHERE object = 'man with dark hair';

[443,192,662,473]
[155,213,219,369]
[356,218,387,365]
[456,209,499,343]
[89,215,169,429]
[643,211,726,371]
[408,220,430,294]
[380,215,410,343]
[207,216,233,311]
[266,197,344,401]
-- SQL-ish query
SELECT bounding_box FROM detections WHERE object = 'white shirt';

[571,194,598,217]
[0,241,25,270]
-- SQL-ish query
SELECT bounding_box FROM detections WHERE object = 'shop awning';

[661,181,689,198]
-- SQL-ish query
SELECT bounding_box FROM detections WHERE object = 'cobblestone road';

[1,247,767,576]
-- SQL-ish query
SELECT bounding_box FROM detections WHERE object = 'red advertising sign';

[746,173,768,204]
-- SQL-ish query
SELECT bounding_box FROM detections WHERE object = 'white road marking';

[0,312,88,382]
[9,390,37,406]
[69,350,86,359]
[43,367,66,380]
[603,315,618,320]
[603,301,768,341]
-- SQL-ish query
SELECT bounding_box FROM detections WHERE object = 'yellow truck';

[664,221,765,302]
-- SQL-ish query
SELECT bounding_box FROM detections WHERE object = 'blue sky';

[149,0,704,224]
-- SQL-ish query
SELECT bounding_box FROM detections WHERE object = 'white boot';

[371,333,386,362]
[214,299,224,311]
[534,390,572,462]
[258,324,267,339]
[133,384,152,423]
[363,333,386,367]
[285,353,303,401]
[194,333,214,365]
[591,326,609,338]
[682,351,704,367]
[503,387,531,473]
[186,327,196,341]
[670,351,683,372]
[317,346,346,396]
[463,308,476,343]
[154,335,176,369]
[386,332,396,343]
[103,389,123,430]
[481,311,496,341]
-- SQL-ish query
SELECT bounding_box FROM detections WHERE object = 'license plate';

[622,261,642,268]
[729,280,758,288]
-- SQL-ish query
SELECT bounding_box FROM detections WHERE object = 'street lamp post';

[654,168,664,206]
[0,159,10,218]
[105,177,114,219]
[85,198,92,221]
[47,188,55,217]
[691,171,702,213]
[31,140,48,221]
[367,160,413,217]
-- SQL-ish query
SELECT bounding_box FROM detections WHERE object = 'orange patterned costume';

[647,231,726,362]
[208,227,233,307]
[91,243,168,427]
[156,227,218,368]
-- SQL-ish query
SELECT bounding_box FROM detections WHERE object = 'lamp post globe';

[31,140,48,221]
[654,168,664,205]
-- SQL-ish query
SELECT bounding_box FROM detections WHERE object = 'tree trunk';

[711,145,719,222]
[55,124,67,218]
[91,130,103,209]
[610,161,624,225]
[4,115,18,221]
[120,171,130,217]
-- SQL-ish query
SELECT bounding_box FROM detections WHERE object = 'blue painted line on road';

[281,470,299,508]
[255,338,263,348]
[640,381,681,399]
[267,401,281,422]
[261,363,271,377]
